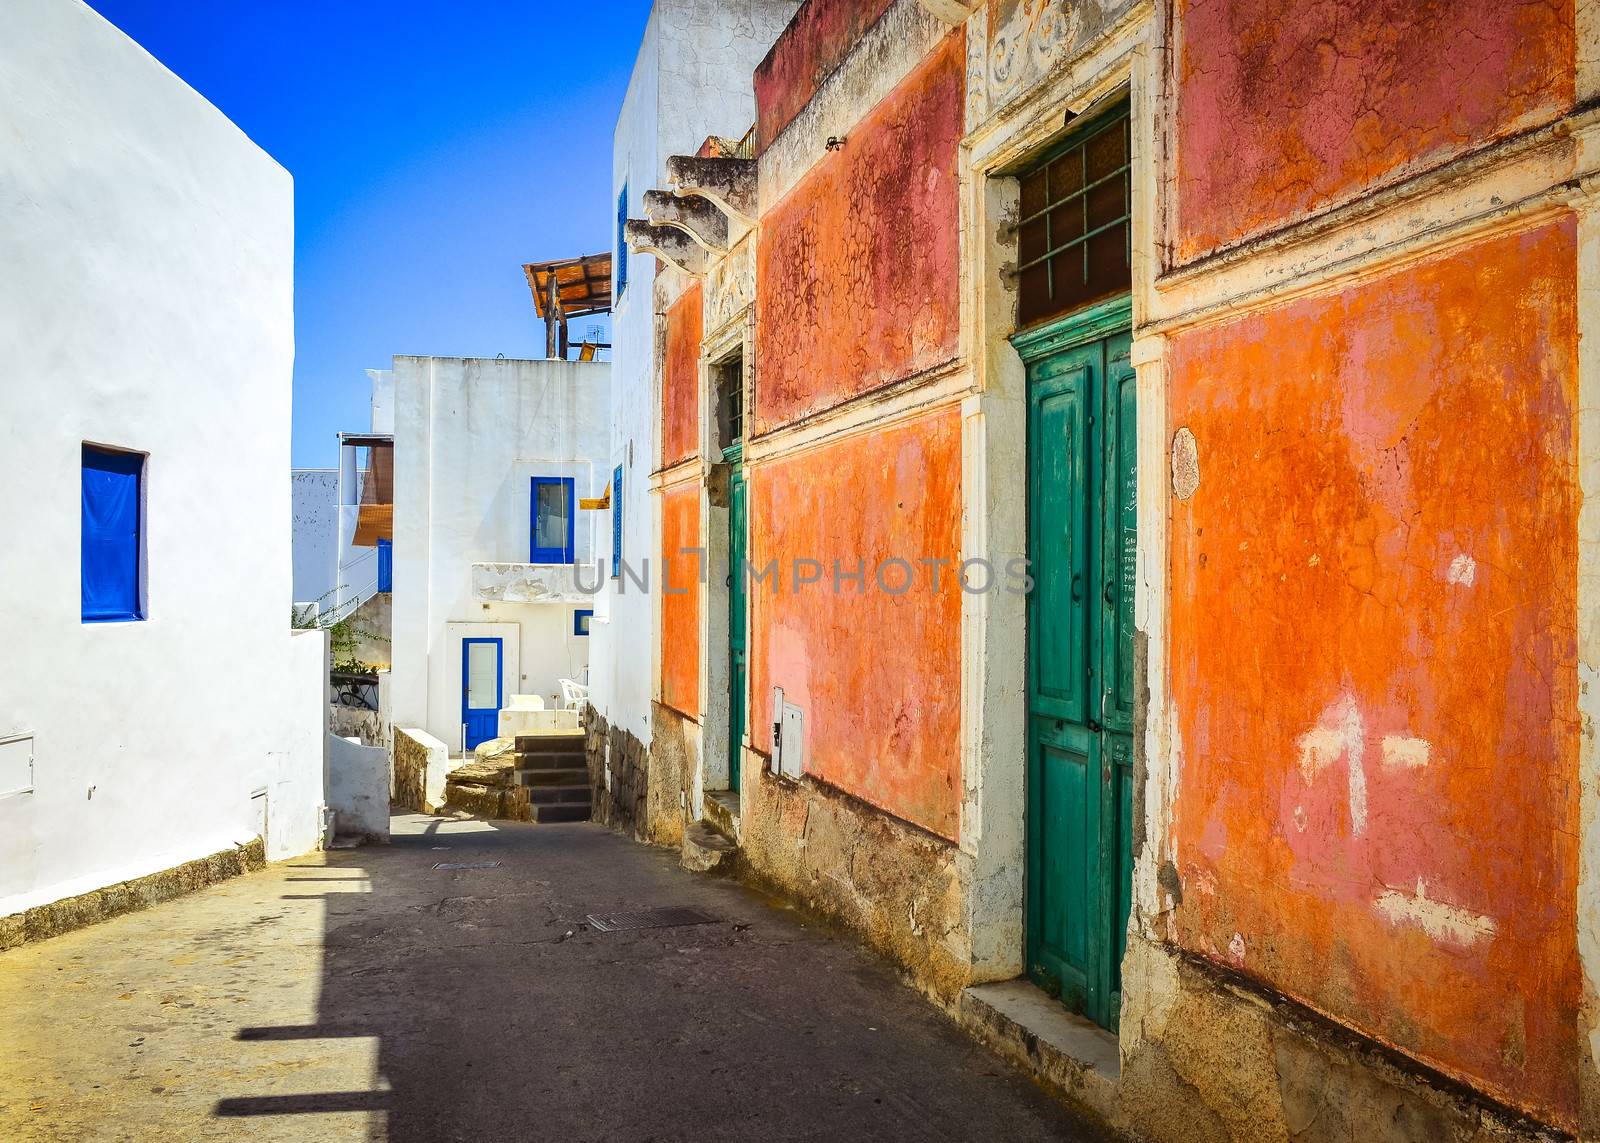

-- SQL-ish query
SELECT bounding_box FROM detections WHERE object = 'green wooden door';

[726,445,747,791]
[1021,303,1135,1031]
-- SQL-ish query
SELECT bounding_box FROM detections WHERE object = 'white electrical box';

[779,704,804,780]
[0,733,35,797]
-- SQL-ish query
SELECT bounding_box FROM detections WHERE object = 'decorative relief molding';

[705,238,754,336]
[967,0,1134,128]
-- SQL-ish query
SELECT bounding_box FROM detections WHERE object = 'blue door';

[461,637,503,751]
[376,539,393,593]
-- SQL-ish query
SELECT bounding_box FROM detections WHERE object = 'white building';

[388,356,610,754]
[592,0,799,757]
[0,0,327,919]
[291,469,339,610]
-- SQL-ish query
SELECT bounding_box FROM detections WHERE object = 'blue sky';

[88,1,652,467]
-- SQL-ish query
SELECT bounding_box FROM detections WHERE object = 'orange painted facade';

[659,481,701,719]
[753,29,963,434]
[748,407,963,839]
[1173,0,1574,261]
[662,282,702,469]
[1167,219,1581,1124]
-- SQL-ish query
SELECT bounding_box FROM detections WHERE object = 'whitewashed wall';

[0,0,325,914]
[389,356,609,751]
[594,0,799,748]
[291,469,339,609]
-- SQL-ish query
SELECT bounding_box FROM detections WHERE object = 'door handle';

[1104,582,1116,606]
[1071,572,1083,603]
[1087,717,1103,733]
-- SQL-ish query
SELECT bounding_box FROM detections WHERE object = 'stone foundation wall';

[647,704,695,847]
[1117,935,1560,1143]
[392,727,449,814]
[585,706,651,840]
[0,838,266,952]
[738,762,971,1001]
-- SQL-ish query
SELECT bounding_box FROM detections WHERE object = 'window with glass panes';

[716,354,744,453]
[1016,105,1131,329]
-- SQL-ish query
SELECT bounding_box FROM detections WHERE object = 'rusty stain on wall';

[662,281,703,469]
[1173,0,1574,262]
[660,482,701,719]
[749,406,963,840]
[754,29,964,435]
[1166,218,1580,1128]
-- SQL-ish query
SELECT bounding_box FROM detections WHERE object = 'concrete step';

[956,980,1121,1131]
[517,766,590,787]
[533,803,590,824]
[528,784,591,807]
[703,790,740,842]
[680,821,737,875]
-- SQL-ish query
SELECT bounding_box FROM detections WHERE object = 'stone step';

[527,784,591,806]
[516,751,588,771]
[517,767,589,787]
[514,734,587,754]
[680,821,737,875]
[533,803,590,824]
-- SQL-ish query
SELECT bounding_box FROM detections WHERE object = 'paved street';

[0,814,1110,1142]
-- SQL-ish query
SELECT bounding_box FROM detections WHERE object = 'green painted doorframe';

[1014,293,1136,1031]
[725,442,747,792]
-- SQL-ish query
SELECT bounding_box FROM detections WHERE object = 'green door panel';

[727,449,747,792]
[1022,308,1135,1033]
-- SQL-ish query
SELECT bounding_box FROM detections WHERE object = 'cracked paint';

[1173,0,1574,261]
[754,30,964,434]
[660,483,700,719]
[662,282,703,468]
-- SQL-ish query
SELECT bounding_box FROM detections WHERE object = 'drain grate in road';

[584,906,718,932]
[433,861,501,870]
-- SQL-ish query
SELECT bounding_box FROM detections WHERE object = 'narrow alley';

[0,815,1109,1142]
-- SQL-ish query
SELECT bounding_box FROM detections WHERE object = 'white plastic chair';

[558,678,590,711]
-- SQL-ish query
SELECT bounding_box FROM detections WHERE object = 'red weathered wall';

[660,483,701,719]
[753,0,896,154]
[1167,219,1580,1126]
[1173,0,1573,262]
[748,407,963,839]
[754,29,963,435]
[662,282,703,469]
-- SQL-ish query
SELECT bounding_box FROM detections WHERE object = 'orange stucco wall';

[660,482,701,719]
[662,282,702,469]
[1167,218,1580,1126]
[748,406,963,840]
[753,29,963,435]
[1173,0,1573,262]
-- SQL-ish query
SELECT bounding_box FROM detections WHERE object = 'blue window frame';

[615,181,630,301]
[574,608,593,637]
[530,476,576,564]
[376,538,393,593]
[611,463,624,579]
[82,445,143,622]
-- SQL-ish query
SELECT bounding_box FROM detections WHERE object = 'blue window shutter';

[376,539,393,593]
[82,445,143,622]
[616,183,629,300]
[611,464,623,579]
[530,476,576,564]
[574,608,593,636]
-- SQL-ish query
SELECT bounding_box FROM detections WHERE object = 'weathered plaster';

[755,28,966,434]
[1167,219,1581,1128]
[748,406,964,840]
[1172,0,1575,263]
[660,482,702,718]
[663,281,704,469]
[752,0,897,153]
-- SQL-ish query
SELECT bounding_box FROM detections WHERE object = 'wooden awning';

[352,503,393,547]
[523,253,612,320]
